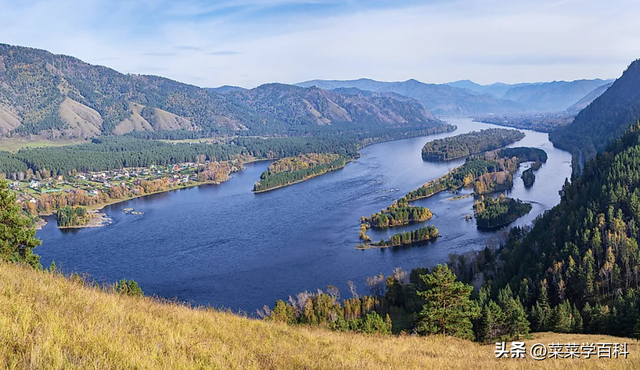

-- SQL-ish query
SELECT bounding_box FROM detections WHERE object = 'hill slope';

[567,82,613,113]
[297,78,524,116]
[501,79,613,112]
[549,60,640,161]
[1,262,637,369]
[0,44,441,138]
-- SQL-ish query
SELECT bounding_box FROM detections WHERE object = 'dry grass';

[0,262,638,369]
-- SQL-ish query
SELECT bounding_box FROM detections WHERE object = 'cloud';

[142,52,176,57]
[0,0,638,87]
[174,46,202,51]
[208,51,241,56]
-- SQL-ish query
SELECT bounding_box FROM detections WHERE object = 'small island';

[253,153,353,193]
[521,168,535,187]
[356,225,439,249]
[420,128,525,161]
[56,206,92,228]
[473,196,532,230]
[363,198,432,228]
[521,160,543,187]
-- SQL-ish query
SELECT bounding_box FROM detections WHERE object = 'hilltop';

[1,262,637,369]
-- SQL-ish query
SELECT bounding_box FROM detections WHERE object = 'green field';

[0,138,86,153]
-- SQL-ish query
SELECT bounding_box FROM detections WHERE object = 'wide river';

[36,118,571,313]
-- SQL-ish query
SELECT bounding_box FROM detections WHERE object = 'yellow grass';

[0,262,638,369]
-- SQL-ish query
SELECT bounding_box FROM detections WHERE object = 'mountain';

[2,262,636,368]
[549,60,640,162]
[297,78,525,116]
[566,82,613,113]
[447,80,536,98]
[207,85,246,94]
[226,84,439,131]
[448,79,613,111]
[0,44,442,139]
[501,79,613,111]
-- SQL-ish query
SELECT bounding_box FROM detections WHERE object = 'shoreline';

[36,178,234,229]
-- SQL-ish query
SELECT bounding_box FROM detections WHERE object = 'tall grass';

[0,262,638,369]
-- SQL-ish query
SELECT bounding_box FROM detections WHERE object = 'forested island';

[357,146,545,243]
[521,160,542,187]
[356,225,439,249]
[56,206,92,228]
[473,196,532,229]
[420,128,525,161]
[405,147,547,202]
[362,198,432,228]
[253,153,352,193]
[472,112,574,132]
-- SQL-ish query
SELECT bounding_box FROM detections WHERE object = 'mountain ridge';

[0,44,443,139]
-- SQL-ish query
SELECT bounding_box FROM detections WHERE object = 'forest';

[363,198,432,228]
[56,206,92,228]
[0,125,453,180]
[473,195,532,229]
[263,263,529,342]
[253,153,352,192]
[444,122,640,339]
[420,128,525,161]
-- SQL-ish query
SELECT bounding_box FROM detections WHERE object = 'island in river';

[473,195,532,230]
[253,153,354,193]
[420,128,525,161]
[356,225,439,250]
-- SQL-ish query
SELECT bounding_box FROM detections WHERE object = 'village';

[8,161,224,208]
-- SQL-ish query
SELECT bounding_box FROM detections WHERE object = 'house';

[29,181,41,189]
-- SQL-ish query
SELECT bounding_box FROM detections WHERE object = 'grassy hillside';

[1,262,638,369]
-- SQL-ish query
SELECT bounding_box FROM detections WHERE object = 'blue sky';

[0,0,638,88]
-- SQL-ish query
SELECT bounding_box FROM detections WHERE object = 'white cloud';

[0,0,638,87]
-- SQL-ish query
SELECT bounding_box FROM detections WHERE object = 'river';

[36,118,572,313]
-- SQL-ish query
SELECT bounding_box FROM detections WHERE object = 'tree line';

[421,129,525,161]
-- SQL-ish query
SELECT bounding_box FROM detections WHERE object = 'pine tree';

[416,264,480,340]
[0,179,41,267]
[503,297,530,339]
[479,300,506,342]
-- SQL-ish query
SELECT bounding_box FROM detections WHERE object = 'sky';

[0,0,639,88]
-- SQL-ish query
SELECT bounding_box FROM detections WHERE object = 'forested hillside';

[550,59,640,164]
[473,123,640,338]
[0,44,443,138]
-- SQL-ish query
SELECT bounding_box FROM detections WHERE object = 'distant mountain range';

[0,44,442,139]
[299,78,613,116]
[549,59,640,162]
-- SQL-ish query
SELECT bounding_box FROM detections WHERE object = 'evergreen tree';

[0,179,41,268]
[416,265,480,340]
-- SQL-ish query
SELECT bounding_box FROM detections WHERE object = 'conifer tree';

[416,264,480,340]
[0,180,41,268]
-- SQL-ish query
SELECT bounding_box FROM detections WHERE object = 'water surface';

[37,118,572,312]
